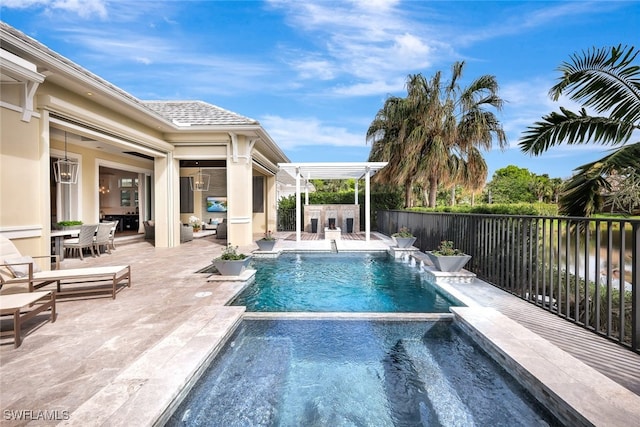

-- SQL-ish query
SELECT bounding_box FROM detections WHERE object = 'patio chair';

[1,235,131,299]
[108,220,119,251]
[63,224,97,260]
[94,222,114,255]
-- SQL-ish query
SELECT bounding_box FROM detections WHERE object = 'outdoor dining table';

[50,229,79,261]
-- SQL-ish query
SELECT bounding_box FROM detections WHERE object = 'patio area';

[1,232,639,426]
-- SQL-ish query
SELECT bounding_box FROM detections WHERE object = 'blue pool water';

[231,253,458,312]
[166,320,561,426]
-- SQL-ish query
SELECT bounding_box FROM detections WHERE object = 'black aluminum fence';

[378,210,640,353]
[277,209,296,232]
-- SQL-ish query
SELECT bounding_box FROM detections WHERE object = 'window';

[253,176,264,213]
[180,177,194,213]
[119,177,138,188]
[120,190,131,207]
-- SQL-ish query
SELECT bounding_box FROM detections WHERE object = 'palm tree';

[367,62,507,207]
[519,45,640,217]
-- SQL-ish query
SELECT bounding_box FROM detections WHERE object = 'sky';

[1,0,638,181]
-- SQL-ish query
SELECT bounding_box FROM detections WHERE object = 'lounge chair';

[0,235,131,299]
[0,290,56,348]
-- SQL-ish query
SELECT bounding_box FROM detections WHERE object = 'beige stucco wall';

[0,107,47,256]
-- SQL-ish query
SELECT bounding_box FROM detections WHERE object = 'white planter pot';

[425,251,472,272]
[394,236,417,248]
[255,239,277,251]
[211,256,252,276]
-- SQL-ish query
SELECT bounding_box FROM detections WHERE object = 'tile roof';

[142,101,259,126]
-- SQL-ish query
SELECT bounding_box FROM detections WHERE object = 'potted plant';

[392,227,417,248]
[211,243,252,276]
[425,240,472,272]
[56,220,83,230]
[189,215,201,232]
[255,230,277,251]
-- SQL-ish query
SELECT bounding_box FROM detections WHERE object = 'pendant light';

[53,131,79,184]
[190,162,210,191]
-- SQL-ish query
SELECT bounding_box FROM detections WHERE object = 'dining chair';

[108,220,119,251]
[94,222,114,255]
[63,225,98,260]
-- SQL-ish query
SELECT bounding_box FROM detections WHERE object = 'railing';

[277,208,297,232]
[378,210,639,353]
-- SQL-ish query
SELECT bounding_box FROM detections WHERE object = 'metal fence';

[277,208,296,232]
[378,210,639,353]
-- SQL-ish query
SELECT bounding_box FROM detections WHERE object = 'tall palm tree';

[519,45,640,217]
[367,62,507,207]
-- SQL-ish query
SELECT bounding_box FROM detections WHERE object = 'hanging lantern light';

[53,132,79,184]
[190,164,210,191]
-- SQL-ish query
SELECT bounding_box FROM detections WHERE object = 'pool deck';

[1,231,639,426]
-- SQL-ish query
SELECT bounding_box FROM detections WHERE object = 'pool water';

[231,253,458,312]
[166,320,561,426]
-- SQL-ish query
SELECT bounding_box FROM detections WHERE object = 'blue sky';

[2,0,638,180]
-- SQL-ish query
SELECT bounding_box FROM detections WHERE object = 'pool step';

[402,339,475,426]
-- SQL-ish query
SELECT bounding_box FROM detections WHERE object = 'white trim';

[0,225,43,239]
[0,100,42,119]
[228,217,251,224]
[0,48,45,123]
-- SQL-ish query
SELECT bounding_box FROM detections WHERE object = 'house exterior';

[0,21,289,258]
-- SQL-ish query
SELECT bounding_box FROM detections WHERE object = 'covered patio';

[277,162,388,242]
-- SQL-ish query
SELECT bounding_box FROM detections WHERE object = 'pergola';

[277,162,388,242]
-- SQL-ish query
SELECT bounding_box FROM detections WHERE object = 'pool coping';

[452,306,640,426]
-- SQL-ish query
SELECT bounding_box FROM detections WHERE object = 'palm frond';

[559,142,640,216]
[551,45,640,124]
[519,107,635,155]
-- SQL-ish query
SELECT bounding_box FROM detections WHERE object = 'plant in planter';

[212,243,252,276]
[425,240,472,272]
[255,230,277,251]
[189,215,201,232]
[392,227,417,248]
[56,220,83,230]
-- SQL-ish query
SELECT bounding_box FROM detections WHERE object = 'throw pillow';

[4,256,42,278]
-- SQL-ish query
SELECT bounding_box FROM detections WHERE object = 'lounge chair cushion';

[4,256,42,278]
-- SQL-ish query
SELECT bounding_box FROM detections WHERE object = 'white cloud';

[260,115,365,150]
[2,0,108,18]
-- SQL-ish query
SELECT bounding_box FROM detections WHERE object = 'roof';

[278,162,388,181]
[142,101,259,127]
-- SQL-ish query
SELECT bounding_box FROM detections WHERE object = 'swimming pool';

[166,320,560,426]
[230,252,459,312]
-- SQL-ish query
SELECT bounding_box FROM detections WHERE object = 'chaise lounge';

[0,290,56,348]
[1,236,131,299]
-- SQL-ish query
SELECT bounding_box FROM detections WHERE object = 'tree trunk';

[450,187,456,206]
[471,191,475,206]
[428,179,438,207]
[404,180,413,208]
